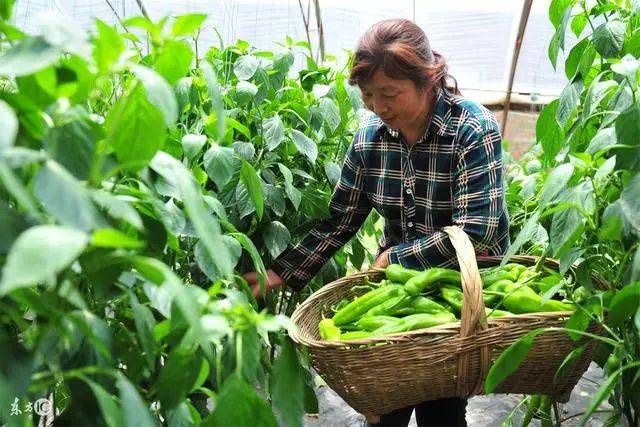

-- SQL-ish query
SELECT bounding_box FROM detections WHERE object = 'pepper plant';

[488,1,640,425]
[0,4,372,425]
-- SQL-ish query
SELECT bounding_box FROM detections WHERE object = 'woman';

[245,18,509,427]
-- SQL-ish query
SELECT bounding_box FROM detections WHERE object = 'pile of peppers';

[318,263,575,341]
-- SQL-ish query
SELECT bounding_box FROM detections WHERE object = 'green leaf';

[171,13,207,36]
[231,232,267,285]
[556,77,583,126]
[155,40,194,86]
[270,338,305,427]
[107,86,166,171]
[549,0,575,29]
[608,282,640,327]
[583,80,617,120]
[194,235,241,281]
[611,54,640,80]
[203,374,277,427]
[571,15,587,37]
[485,329,544,393]
[290,129,317,163]
[0,225,88,296]
[83,378,124,427]
[131,64,178,126]
[203,145,237,191]
[263,114,285,151]
[615,101,640,149]
[565,309,591,341]
[0,200,28,255]
[226,117,251,140]
[278,163,301,209]
[91,228,144,249]
[116,374,156,427]
[181,134,207,160]
[0,100,18,151]
[93,19,125,75]
[0,36,61,76]
[240,160,264,220]
[91,190,143,231]
[273,49,294,75]
[616,173,640,236]
[536,100,563,162]
[548,30,561,70]
[586,128,617,155]
[150,152,233,279]
[232,141,255,161]
[34,160,107,231]
[565,38,589,80]
[540,163,574,207]
[263,221,291,259]
[631,247,640,283]
[554,345,585,386]
[129,292,157,369]
[324,161,341,187]
[233,55,260,80]
[201,63,226,140]
[580,370,621,425]
[157,348,204,411]
[592,20,625,58]
[320,97,341,133]
[0,0,16,20]
[234,80,258,105]
[236,181,256,218]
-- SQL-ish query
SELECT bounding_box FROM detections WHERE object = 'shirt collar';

[377,87,454,143]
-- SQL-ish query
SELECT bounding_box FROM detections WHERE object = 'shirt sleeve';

[387,116,506,269]
[272,130,372,290]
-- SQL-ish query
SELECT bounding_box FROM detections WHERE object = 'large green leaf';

[181,134,207,160]
[156,348,204,411]
[129,292,157,369]
[93,19,125,75]
[34,160,107,231]
[0,0,16,20]
[263,221,291,259]
[586,128,617,154]
[273,49,294,75]
[44,110,102,180]
[236,181,256,219]
[592,20,625,58]
[290,129,317,163]
[233,55,260,80]
[0,225,88,296]
[194,235,241,281]
[116,374,156,427]
[613,173,640,236]
[536,100,563,162]
[240,160,264,220]
[234,80,258,105]
[556,77,583,125]
[155,40,194,86]
[91,228,144,249]
[203,145,237,191]
[232,141,255,161]
[270,338,305,427]
[131,64,178,126]
[549,0,576,29]
[106,86,166,172]
[615,101,640,149]
[171,13,207,36]
[0,201,28,254]
[83,377,124,427]
[582,80,617,120]
[564,38,589,80]
[550,182,594,257]
[320,97,341,133]
[0,100,18,151]
[91,190,143,231]
[0,36,61,76]
[485,329,545,393]
[203,374,277,427]
[263,114,285,151]
[539,163,574,207]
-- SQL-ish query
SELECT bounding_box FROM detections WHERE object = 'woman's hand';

[373,249,391,269]
[243,269,285,298]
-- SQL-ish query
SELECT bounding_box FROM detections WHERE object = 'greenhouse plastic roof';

[11,0,573,105]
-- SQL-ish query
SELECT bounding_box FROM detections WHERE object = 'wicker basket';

[289,226,607,419]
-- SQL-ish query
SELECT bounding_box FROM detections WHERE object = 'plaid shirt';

[273,88,510,290]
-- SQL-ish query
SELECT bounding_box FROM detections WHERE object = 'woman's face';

[359,70,431,131]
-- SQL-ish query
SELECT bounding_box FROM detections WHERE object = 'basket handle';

[442,226,491,396]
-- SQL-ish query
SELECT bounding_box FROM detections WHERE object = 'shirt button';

[407,222,414,228]
[405,188,412,195]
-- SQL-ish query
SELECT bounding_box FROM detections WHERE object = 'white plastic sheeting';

[11,0,573,104]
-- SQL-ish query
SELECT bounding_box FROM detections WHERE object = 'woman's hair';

[349,18,459,94]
